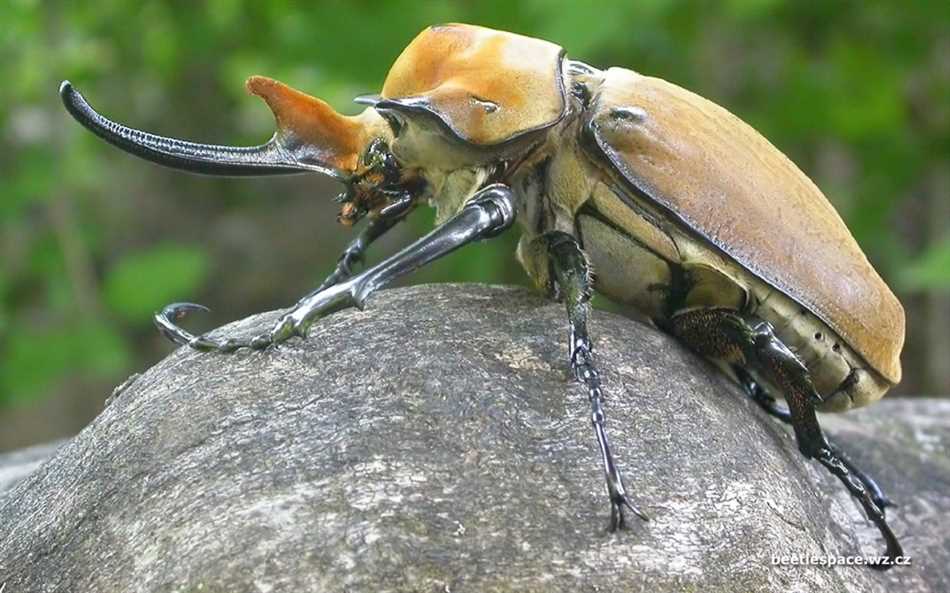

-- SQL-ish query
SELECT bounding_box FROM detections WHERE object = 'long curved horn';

[60,78,370,180]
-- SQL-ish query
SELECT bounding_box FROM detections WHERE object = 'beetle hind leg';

[731,364,896,511]
[670,308,902,569]
[732,365,791,422]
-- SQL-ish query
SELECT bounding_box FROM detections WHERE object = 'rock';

[0,440,66,496]
[0,284,946,592]
[820,399,950,593]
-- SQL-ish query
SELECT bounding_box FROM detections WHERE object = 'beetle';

[61,23,905,568]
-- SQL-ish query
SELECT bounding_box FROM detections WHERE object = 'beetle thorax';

[379,114,563,226]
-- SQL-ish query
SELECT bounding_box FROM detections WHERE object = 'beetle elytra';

[61,23,906,568]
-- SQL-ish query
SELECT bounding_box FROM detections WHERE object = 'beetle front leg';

[307,221,384,297]
[155,184,515,352]
[545,231,648,531]
[156,196,415,350]
[310,193,415,295]
[671,308,903,568]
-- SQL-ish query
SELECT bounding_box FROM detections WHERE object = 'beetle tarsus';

[827,442,896,513]
[154,196,417,353]
[546,231,648,531]
[813,446,903,569]
[154,302,281,352]
[577,343,650,531]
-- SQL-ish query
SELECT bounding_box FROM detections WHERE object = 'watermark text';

[771,553,912,568]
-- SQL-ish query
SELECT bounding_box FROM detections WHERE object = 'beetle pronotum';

[61,23,906,568]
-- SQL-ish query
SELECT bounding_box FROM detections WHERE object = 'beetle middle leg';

[155,184,515,352]
[544,230,649,531]
[670,307,902,568]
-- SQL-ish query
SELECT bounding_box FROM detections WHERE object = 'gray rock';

[0,284,946,592]
[0,440,66,496]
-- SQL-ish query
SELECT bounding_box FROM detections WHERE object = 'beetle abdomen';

[582,67,904,386]
[576,180,890,410]
[748,283,892,411]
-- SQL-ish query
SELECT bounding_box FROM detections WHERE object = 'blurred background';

[1,0,948,451]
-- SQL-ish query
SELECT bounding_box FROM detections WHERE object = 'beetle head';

[60,76,404,225]
[61,24,566,222]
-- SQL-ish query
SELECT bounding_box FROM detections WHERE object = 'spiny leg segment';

[732,364,894,511]
[545,230,648,531]
[672,308,902,569]
[154,184,515,352]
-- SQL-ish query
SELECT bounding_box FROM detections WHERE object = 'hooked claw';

[168,302,210,319]
[604,465,649,532]
[154,302,211,346]
[153,302,282,353]
[152,283,359,353]
[609,492,650,532]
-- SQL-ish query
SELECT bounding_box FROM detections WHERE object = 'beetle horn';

[60,77,371,180]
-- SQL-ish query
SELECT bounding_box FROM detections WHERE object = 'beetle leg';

[156,195,415,350]
[732,365,792,422]
[545,230,649,531]
[154,184,515,352]
[671,308,902,569]
[312,193,415,294]
[732,364,895,510]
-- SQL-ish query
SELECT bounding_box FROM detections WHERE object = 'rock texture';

[0,284,946,592]
[0,440,65,496]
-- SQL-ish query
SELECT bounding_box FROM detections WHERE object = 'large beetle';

[61,23,906,568]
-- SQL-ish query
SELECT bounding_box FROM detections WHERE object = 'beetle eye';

[380,112,404,136]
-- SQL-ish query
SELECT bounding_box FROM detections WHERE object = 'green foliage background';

[1,0,948,449]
